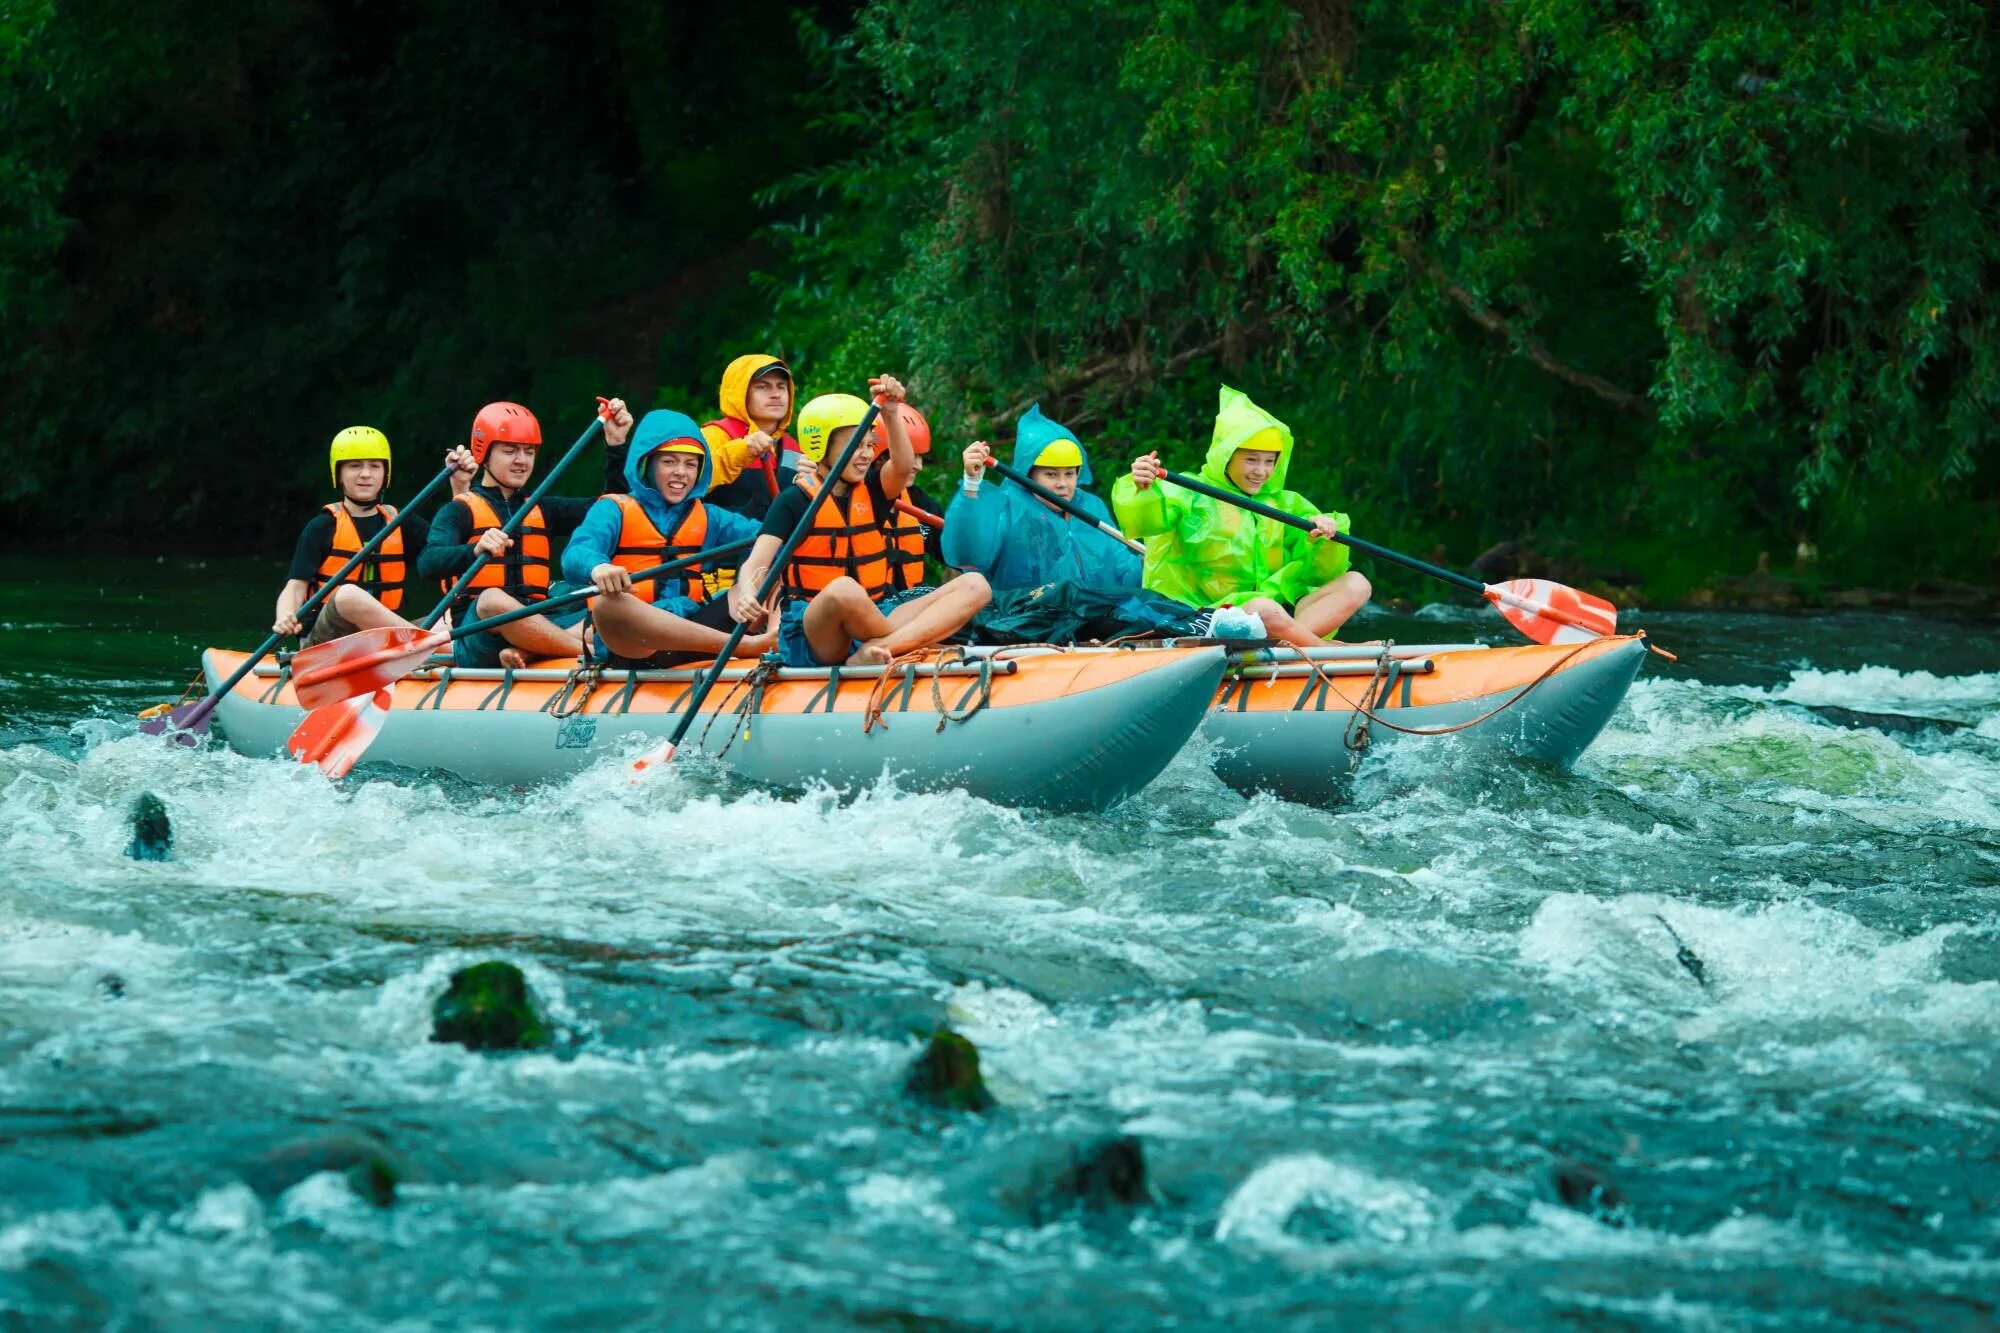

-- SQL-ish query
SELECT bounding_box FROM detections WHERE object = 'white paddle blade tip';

[1487,578,1618,644]
[629,740,677,778]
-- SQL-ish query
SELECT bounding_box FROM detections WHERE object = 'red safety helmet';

[891,402,931,456]
[469,402,542,466]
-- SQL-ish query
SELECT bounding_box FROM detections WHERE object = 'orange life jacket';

[310,503,406,611]
[606,493,712,604]
[886,505,927,591]
[785,481,896,601]
[449,491,550,601]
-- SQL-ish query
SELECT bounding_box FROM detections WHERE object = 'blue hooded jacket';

[940,403,1141,590]
[560,409,762,618]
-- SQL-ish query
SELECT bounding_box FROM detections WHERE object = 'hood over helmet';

[1009,402,1093,484]
[1201,386,1295,496]
[717,354,795,432]
[625,409,714,527]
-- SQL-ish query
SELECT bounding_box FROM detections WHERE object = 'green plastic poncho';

[1110,386,1350,609]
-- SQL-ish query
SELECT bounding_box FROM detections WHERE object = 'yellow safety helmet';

[795,393,873,463]
[1031,438,1084,469]
[328,425,392,490]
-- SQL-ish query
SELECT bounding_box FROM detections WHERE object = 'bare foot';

[498,647,529,670]
[846,639,894,667]
[737,629,778,658]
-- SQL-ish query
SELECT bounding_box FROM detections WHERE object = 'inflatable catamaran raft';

[200,633,1646,807]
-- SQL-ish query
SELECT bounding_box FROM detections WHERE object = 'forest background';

[3,0,1996,606]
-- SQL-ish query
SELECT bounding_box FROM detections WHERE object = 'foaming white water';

[1520,893,2000,1037]
[1764,665,2000,722]
[1588,677,2000,830]
[1215,1154,1444,1251]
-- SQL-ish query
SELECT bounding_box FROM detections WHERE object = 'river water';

[2,557,1997,1328]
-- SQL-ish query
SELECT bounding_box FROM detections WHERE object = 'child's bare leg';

[804,579,892,664]
[473,588,585,664]
[595,593,734,659]
[1236,596,1320,650]
[859,573,991,662]
[1293,571,1372,638]
[327,584,412,632]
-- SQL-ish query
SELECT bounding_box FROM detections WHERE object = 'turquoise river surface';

[2,557,1997,1328]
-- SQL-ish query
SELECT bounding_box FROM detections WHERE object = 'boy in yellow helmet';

[730,376,990,667]
[273,427,475,646]
[1114,387,1371,646]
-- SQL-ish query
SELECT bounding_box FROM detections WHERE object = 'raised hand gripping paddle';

[1153,466,1616,645]
[629,394,889,775]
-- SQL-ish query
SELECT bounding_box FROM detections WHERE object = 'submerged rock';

[904,1029,995,1112]
[1551,1159,1629,1227]
[243,1132,401,1207]
[431,961,550,1052]
[1801,704,1966,736]
[1055,1135,1151,1211]
[125,793,172,861]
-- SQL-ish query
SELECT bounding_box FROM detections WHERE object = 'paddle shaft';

[1156,468,1484,595]
[894,498,944,528]
[183,460,463,726]
[420,415,607,629]
[450,539,755,641]
[986,459,1145,554]
[657,401,884,756]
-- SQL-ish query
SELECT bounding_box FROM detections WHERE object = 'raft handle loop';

[930,646,993,733]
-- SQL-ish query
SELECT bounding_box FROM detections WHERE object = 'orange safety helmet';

[890,402,931,455]
[469,402,542,466]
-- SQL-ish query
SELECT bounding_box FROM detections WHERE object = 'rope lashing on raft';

[1335,637,1603,764]
[699,654,784,760]
[928,647,995,733]
[548,662,605,719]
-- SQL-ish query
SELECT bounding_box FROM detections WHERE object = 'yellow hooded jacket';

[1110,386,1350,611]
[701,354,798,489]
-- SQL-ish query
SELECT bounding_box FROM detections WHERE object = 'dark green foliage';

[3,3,1994,595]
[904,1029,994,1111]
[124,792,171,861]
[764,0,2000,596]
[432,960,550,1052]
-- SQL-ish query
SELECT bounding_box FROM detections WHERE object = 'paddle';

[630,395,887,774]
[894,498,945,528]
[141,455,467,742]
[983,458,1146,554]
[289,406,609,773]
[1152,465,1617,644]
[285,539,757,709]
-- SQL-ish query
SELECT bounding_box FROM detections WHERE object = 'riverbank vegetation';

[4,1,1994,604]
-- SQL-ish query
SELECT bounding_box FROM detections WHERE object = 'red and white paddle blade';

[286,689,393,779]
[290,628,447,710]
[1484,578,1618,645]
[628,738,677,778]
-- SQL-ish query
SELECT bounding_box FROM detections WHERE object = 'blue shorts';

[452,596,589,667]
[776,586,936,669]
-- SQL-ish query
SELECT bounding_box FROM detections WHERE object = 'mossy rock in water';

[431,961,551,1052]
[1551,1159,1629,1227]
[1058,1135,1150,1211]
[125,792,172,861]
[243,1132,402,1207]
[904,1029,995,1112]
